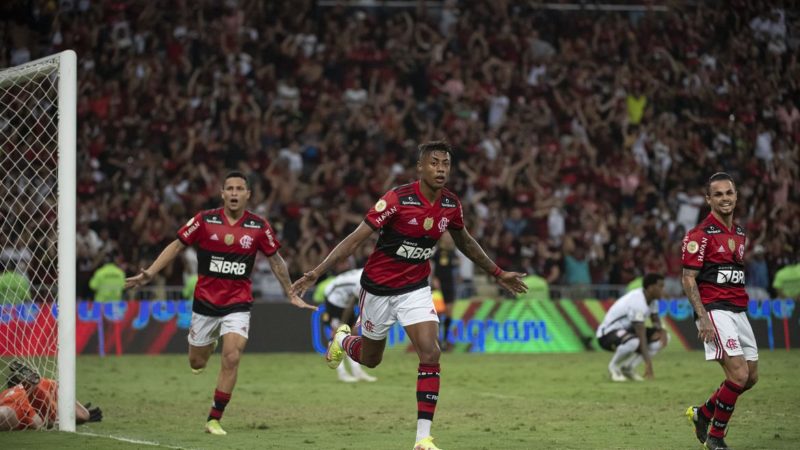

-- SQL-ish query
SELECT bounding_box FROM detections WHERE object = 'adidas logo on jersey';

[717,245,725,253]
[408,218,418,225]
[210,234,219,241]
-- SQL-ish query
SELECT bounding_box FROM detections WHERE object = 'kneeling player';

[322,268,376,383]
[596,273,669,381]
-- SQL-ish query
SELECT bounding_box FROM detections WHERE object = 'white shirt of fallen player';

[596,288,658,338]
[324,269,364,309]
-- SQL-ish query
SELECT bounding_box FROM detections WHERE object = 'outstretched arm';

[267,252,317,310]
[125,239,186,288]
[681,268,714,343]
[292,222,374,296]
[449,227,528,295]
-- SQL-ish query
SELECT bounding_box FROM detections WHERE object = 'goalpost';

[0,50,76,431]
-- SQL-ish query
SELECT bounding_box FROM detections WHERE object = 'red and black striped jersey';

[176,208,281,316]
[681,213,748,312]
[361,181,464,295]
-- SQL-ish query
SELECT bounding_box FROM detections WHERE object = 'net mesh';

[0,55,61,431]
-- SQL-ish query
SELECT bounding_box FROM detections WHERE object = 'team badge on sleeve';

[687,241,699,254]
[375,199,387,212]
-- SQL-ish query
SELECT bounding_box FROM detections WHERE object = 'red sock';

[342,336,362,363]
[709,380,744,438]
[208,389,231,421]
[699,383,722,419]
[417,363,440,421]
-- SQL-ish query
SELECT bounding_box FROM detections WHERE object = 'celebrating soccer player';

[292,141,528,450]
[681,172,758,450]
[125,171,316,436]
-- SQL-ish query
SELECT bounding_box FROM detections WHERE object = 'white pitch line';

[75,431,198,450]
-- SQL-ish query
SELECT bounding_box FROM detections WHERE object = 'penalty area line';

[75,431,196,449]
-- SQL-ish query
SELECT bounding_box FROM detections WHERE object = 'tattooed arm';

[681,268,714,343]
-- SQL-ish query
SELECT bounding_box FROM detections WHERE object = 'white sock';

[416,419,432,442]
[347,357,364,375]
[625,340,664,370]
[335,330,348,347]
[609,338,639,371]
[336,362,349,377]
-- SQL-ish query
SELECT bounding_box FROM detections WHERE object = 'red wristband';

[492,266,503,277]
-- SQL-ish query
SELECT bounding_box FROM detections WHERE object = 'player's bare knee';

[361,355,382,368]
[221,350,241,369]
[746,372,758,389]
[728,367,749,387]
[419,346,441,365]
[189,355,207,370]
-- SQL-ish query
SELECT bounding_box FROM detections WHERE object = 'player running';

[292,141,528,450]
[125,171,316,436]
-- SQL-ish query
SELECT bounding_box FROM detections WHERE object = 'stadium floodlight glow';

[0,50,77,432]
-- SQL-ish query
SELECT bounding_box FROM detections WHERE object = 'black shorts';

[440,281,456,305]
[598,327,662,352]
[323,300,357,328]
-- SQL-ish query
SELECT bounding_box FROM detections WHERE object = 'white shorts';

[188,311,250,347]
[699,310,758,361]
[358,286,439,340]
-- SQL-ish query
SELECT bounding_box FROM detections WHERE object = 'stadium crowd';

[1,0,798,300]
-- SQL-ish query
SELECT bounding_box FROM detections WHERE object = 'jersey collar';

[413,180,440,207]
[706,212,735,234]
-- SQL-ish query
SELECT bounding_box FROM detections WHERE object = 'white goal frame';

[0,49,77,431]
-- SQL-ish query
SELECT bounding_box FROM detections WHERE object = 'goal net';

[0,51,76,431]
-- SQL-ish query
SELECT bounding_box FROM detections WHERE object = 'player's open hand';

[496,271,528,296]
[289,293,318,311]
[125,268,153,289]
[291,271,319,297]
[696,316,715,343]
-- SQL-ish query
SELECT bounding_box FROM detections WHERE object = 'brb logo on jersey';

[396,243,435,260]
[209,256,246,275]
[716,267,745,285]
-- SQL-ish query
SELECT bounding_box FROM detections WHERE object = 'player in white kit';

[596,273,669,381]
[322,269,377,383]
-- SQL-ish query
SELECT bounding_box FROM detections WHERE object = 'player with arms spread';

[292,141,528,450]
[681,172,758,450]
[125,171,316,436]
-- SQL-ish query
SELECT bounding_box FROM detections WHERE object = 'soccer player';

[682,172,757,450]
[125,171,316,436]
[322,267,377,383]
[0,361,101,431]
[431,232,458,351]
[596,273,668,381]
[292,141,528,450]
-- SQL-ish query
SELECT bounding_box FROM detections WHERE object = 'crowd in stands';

[1,0,798,300]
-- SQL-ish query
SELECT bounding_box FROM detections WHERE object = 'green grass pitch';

[4,349,799,449]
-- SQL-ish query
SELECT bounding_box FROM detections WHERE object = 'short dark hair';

[7,360,40,389]
[223,171,250,190]
[706,172,735,195]
[418,140,453,162]
[642,273,664,289]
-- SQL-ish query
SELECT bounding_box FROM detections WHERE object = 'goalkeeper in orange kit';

[0,361,102,431]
